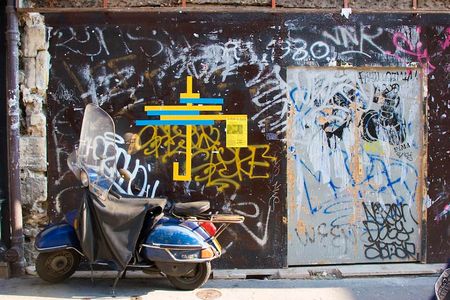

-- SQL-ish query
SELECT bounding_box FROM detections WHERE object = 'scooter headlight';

[80,170,89,187]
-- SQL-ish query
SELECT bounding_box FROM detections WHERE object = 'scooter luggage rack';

[210,214,245,224]
[181,214,245,224]
[180,214,245,238]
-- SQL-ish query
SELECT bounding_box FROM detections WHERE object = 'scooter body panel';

[141,216,219,263]
[181,220,222,253]
[35,223,82,254]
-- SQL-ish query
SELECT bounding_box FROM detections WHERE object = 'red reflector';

[200,222,217,236]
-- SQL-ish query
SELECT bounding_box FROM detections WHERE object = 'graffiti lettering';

[362,202,416,260]
[386,28,435,74]
[295,223,358,255]
[322,26,385,58]
[54,27,110,58]
[266,38,330,62]
[287,68,422,263]
[358,70,417,84]
[394,142,413,161]
[81,131,160,197]
[434,204,450,222]
[233,158,281,247]
[438,27,450,50]
[137,125,275,191]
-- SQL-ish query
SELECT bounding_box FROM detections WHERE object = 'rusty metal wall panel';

[424,26,450,263]
[287,67,424,264]
[43,12,450,267]
[45,13,287,269]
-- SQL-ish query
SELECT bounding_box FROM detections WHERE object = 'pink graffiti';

[434,204,450,222]
[438,27,450,51]
[385,28,435,74]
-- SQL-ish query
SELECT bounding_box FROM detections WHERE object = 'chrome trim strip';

[163,248,216,263]
[67,247,84,256]
[141,243,203,250]
[126,264,157,268]
[35,245,84,256]
[140,244,218,262]
[35,244,68,251]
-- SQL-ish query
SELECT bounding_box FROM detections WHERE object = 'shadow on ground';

[0,276,175,299]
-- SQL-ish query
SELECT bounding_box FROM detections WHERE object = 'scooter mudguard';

[141,217,219,263]
[35,223,82,254]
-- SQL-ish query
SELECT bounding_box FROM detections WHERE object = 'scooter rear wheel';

[166,262,211,290]
[36,249,80,283]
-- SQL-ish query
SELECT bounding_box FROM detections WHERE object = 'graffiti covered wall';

[287,67,424,264]
[44,12,449,267]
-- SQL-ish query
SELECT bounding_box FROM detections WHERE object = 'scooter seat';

[173,201,210,216]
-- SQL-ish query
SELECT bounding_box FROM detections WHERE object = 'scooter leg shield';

[35,223,82,254]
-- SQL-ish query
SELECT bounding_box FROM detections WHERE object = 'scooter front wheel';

[166,262,211,290]
[36,249,80,283]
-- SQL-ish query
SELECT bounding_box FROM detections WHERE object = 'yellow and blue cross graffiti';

[135,76,247,181]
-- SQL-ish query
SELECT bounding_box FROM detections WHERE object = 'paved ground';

[0,275,439,300]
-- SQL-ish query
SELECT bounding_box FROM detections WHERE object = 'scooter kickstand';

[111,270,123,297]
[90,264,94,285]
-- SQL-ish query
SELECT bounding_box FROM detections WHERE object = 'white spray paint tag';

[341,8,352,19]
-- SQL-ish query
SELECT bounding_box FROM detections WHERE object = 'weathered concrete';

[277,0,336,8]
[35,51,50,91]
[19,166,48,264]
[22,263,448,280]
[19,13,50,267]
[351,0,412,9]
[22,58,36,89]
[19,170,47,207]
[21,13,47,57]
[188,0,270,6]
[337,263,447,277]
[21,87,46,136]
[108,0,180,6]
[0,275,441,300]
[19,136,47,172]
[19,0,450,8]
[212,263,447,279]
[21,0,92,8]
[418,0,450,8]
[21,25,46,57]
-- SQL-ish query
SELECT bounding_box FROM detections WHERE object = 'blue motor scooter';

[34,104,244,290]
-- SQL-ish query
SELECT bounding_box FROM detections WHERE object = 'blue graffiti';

[289,86,310,116]
[295,149,418,220]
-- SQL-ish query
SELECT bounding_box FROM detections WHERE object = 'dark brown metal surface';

[424,25,450,262]
[5,0,24,276]
[44,12,449,267]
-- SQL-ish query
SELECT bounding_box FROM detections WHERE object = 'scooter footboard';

[35,223,82,254]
